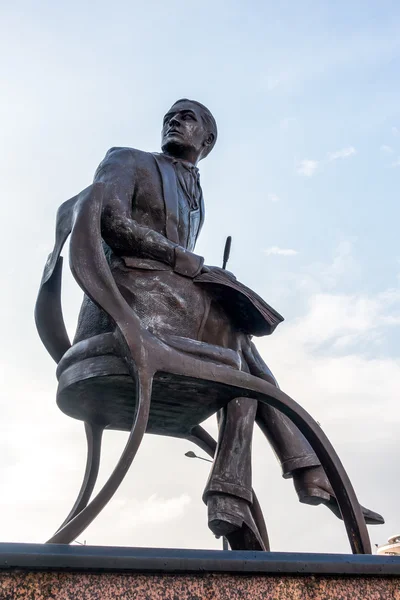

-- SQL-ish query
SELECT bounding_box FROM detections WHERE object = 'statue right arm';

[95,148,204,277]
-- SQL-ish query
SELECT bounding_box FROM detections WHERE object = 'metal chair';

[35,183,372,554]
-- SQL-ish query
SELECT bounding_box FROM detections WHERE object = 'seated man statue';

[39,98,383,550]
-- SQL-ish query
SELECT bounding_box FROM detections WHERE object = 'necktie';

[173,161,201,210]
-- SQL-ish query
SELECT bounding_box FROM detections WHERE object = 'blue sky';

[1,0,400,553]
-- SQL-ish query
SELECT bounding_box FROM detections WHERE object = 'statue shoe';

[293,466,384,525]
[207,493,266,551]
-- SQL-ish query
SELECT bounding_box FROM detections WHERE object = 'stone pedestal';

[1,543,399,599]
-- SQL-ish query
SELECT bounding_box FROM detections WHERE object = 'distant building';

[377,535,400,556]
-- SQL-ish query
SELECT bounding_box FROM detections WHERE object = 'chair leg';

[188,425,270,551]
[47,370,153,544]
[252,387,372,554]
[53,421,104,535]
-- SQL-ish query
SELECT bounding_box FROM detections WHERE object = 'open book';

[194,269,284,336]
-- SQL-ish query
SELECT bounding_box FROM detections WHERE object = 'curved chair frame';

[40,183,371,554]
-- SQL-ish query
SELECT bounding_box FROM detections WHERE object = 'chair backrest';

[35,184,154,372]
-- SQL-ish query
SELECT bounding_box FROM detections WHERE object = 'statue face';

[161,101,211,161]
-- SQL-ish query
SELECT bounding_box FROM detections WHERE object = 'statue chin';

[162,138,192,158]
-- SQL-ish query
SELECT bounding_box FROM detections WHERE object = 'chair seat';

[57,333,242,437]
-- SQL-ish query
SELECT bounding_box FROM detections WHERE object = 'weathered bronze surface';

[35,99,383,553]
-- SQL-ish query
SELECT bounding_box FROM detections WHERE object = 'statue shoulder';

[95,147,154,176]
[102,146,152,164]
[94,147,138,180]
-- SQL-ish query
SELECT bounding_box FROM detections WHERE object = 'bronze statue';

[35,99,383,553]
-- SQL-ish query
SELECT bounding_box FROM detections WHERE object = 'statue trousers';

[203,343,321,505]
[74,259,321,506]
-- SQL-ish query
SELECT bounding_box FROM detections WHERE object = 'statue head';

[161,99,217,165]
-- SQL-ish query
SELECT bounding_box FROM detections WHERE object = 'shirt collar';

[172,158,199,178]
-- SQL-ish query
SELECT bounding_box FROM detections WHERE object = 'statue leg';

[201,396,266,550]
[246,342,384,525]
[243,342,321,476]
[188,425,269,551]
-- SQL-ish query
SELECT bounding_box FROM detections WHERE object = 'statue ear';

[204,133,215,147]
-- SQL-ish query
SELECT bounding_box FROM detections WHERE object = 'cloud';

[392,126,399,136]
[328,146,356,161]
[296,159,319,177]
[258,289,400,434]
[267,193,281,202]
[380,145,393,154]
[317,240,360,290]
[2,1,400,557]
[255,244,400,551]
[2,232,398,553]
[390,157,400,167]
[264,246,298,256]
[288,290,400,350]
[296,149,355,178]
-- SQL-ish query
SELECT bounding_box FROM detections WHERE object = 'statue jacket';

[95,147,206,277]
[35,147,283,365]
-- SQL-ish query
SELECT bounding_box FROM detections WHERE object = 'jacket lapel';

[152,153,180,244]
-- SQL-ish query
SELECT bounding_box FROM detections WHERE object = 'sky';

[1,0,400,554]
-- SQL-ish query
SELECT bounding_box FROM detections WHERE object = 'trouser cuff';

[202,480,252,504]
[281,455,321,479]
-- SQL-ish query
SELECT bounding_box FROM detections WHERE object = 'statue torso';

[97,147,204,252]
